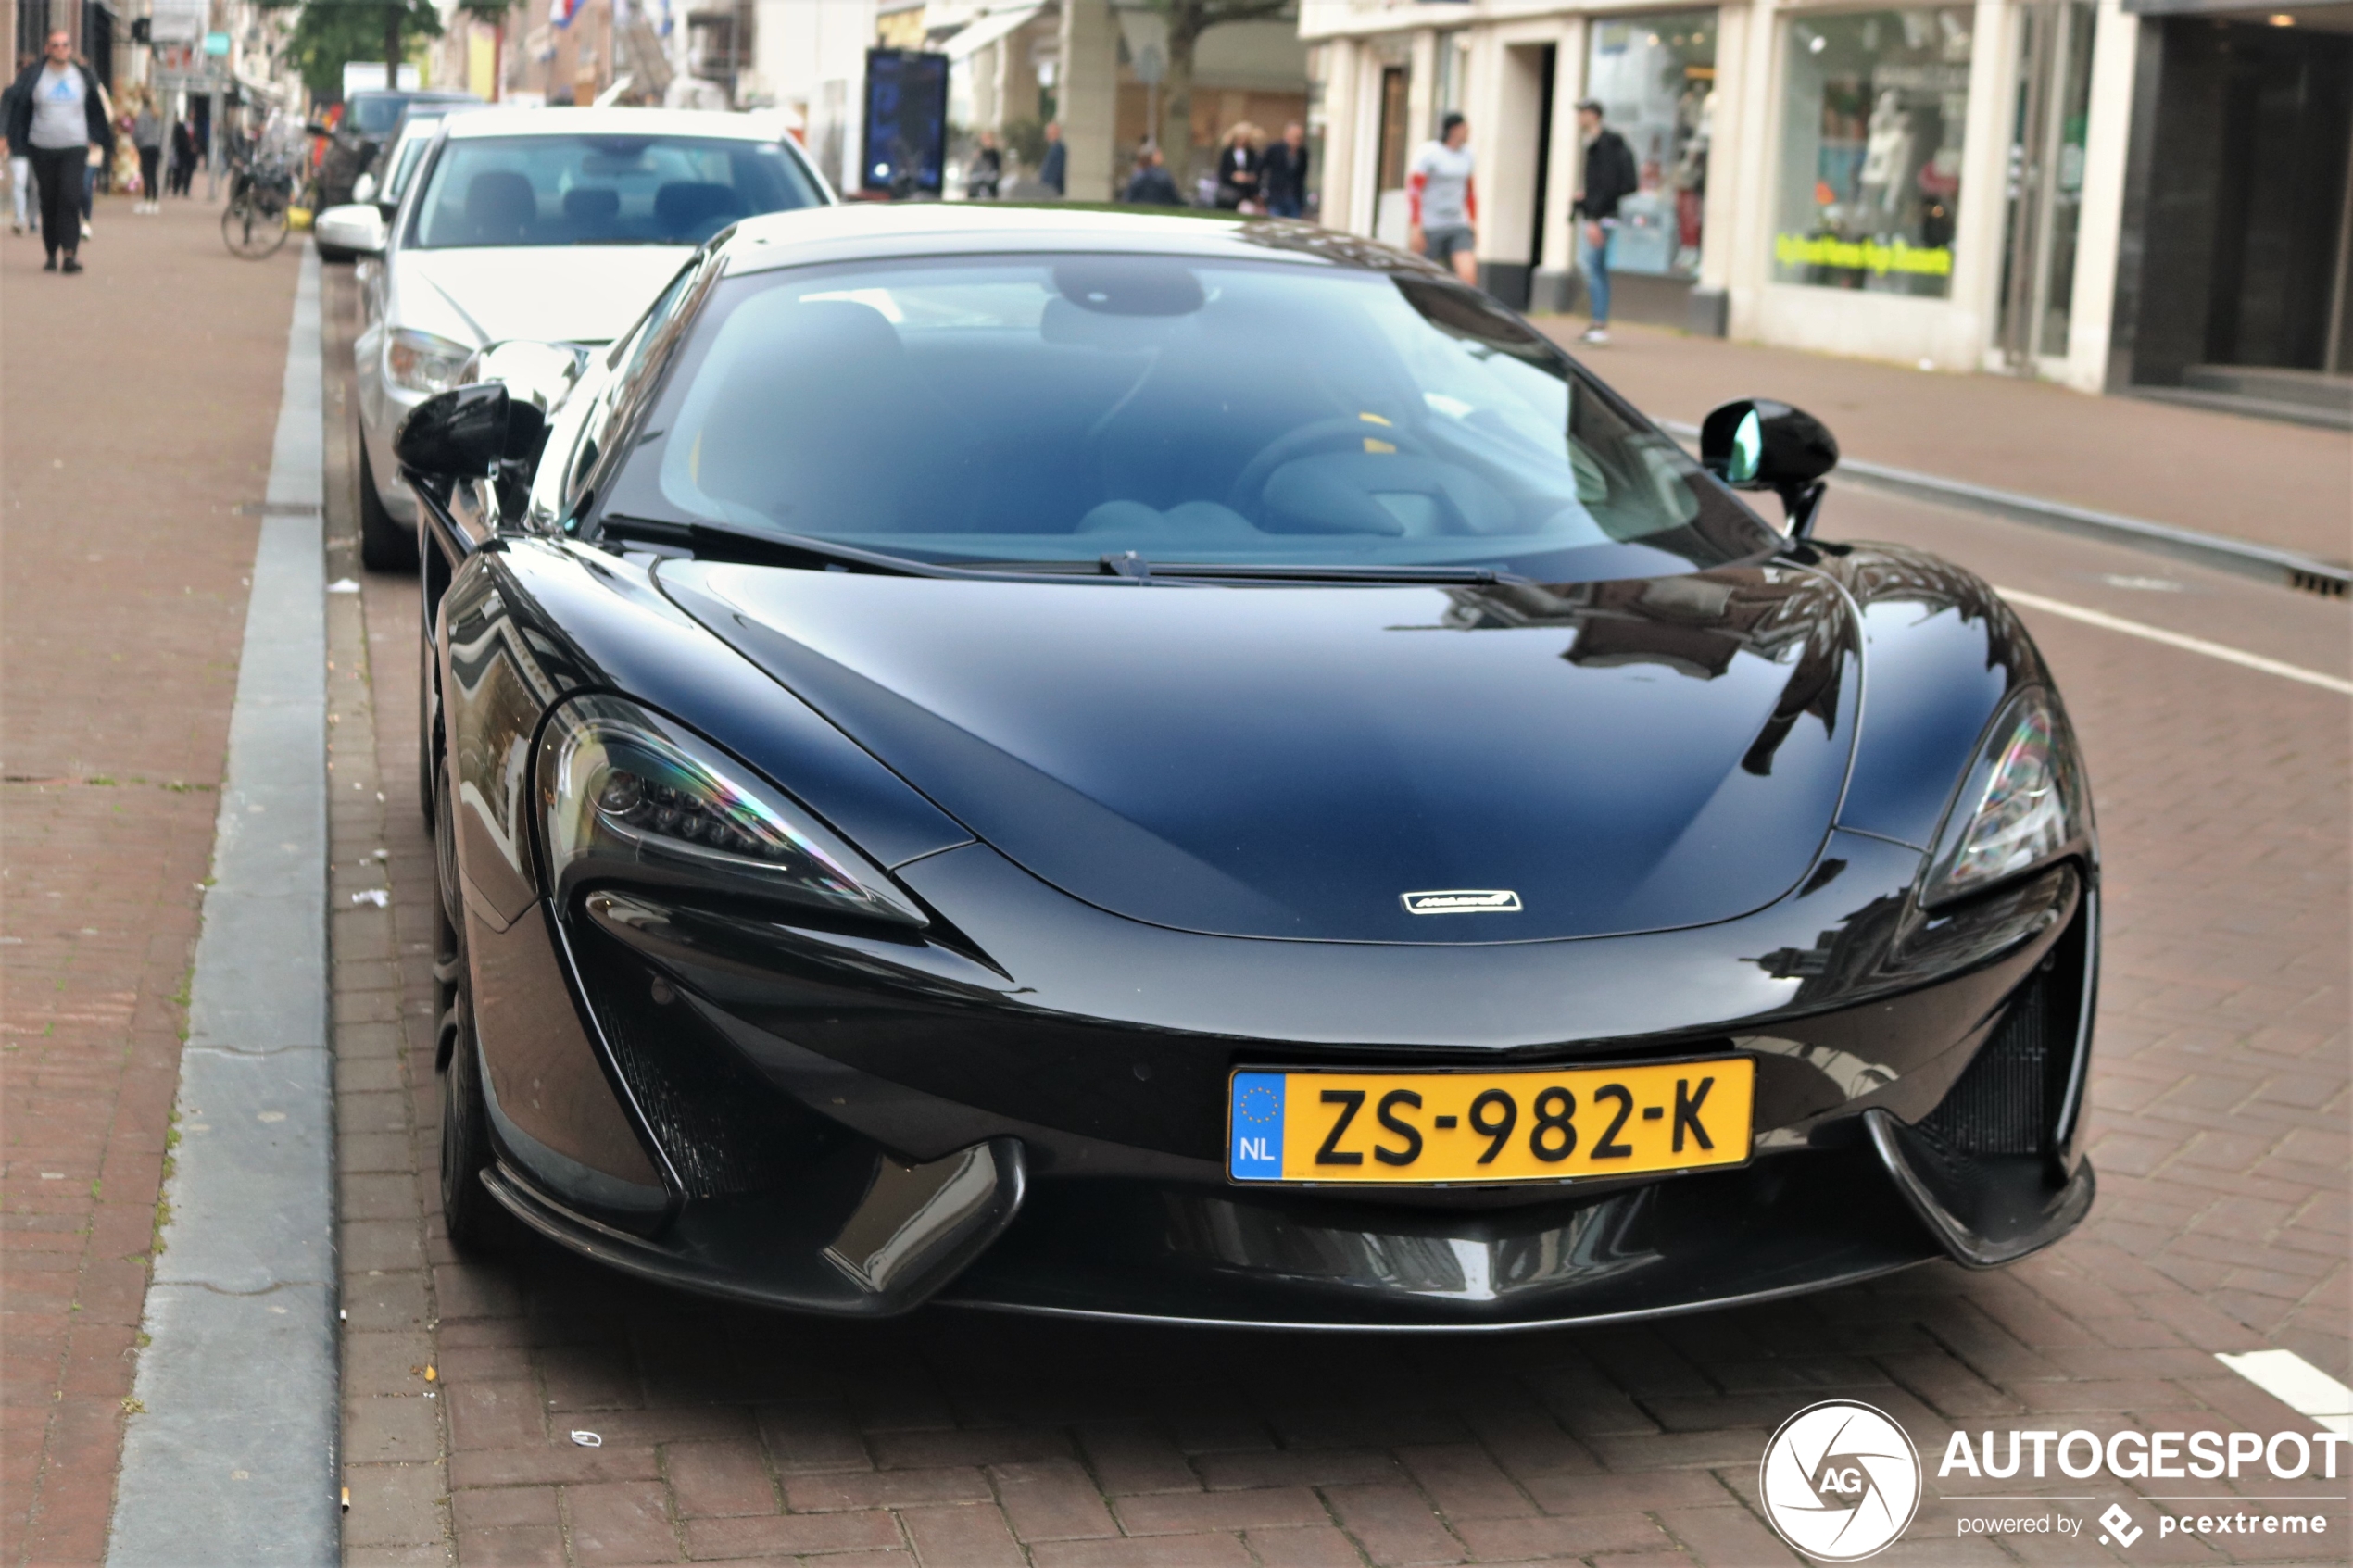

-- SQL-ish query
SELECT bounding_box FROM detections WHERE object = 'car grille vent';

[576,926,830,1199]
[1920,973,2050,1157]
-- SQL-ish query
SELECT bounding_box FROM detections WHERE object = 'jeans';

[8,156,28,228]
[137,146,160,199]
[1577,220,1615,325]
[29,144,82,256]
[1267,194,1302,219]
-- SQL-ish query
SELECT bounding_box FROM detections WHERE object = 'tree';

[267,0,512,102]
[1137,1,1295,178]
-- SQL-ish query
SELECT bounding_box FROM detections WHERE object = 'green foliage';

[264,0,511,102]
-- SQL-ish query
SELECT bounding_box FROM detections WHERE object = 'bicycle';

[220,154,295,258]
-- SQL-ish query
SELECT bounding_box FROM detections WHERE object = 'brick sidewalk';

[318,260,2347,1564]
[1529,319,2353,567]
[0,197,301,1562]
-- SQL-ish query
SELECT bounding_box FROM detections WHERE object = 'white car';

[320,107,834,568]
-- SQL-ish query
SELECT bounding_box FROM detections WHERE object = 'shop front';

[1301,0,2144,389]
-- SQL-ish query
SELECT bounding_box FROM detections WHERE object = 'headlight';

[1920,687,2094,908]
[538,695,927,929]
[385,328,473,395]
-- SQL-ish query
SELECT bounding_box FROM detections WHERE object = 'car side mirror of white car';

[315,203,387,256]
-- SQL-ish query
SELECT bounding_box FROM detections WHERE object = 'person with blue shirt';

[5,30,110,272]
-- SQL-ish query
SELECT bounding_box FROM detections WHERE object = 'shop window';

[1775,8,1974,298]
[1584,12,1718,279]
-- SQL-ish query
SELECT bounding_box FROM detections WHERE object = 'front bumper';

[467,839,2098,1329]
[352,324,428,523]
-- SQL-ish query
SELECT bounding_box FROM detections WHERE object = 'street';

[2,195,2346,1568]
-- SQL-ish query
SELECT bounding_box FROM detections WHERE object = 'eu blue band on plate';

[1228,1073,1285,1179]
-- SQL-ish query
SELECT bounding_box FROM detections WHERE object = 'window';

[409,134,824,250]
[1584,13,1718,279]
[1774,8,1974,298]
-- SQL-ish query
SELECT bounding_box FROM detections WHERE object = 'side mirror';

[313,202,386,255]
[350,170,378,203]
[396,383,547,479]
[1700,398,1839,539]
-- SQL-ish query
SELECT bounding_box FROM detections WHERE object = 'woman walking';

[5,30,111,272]
[1214,123,1260,212]
[132,96,161,213]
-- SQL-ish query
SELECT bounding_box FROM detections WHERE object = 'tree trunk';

[1158,6,1199,192]
[386,6,404,86]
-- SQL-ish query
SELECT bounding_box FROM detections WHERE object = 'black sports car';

[396,207,2097,1330]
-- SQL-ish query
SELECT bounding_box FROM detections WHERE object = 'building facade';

[1302,0,2349,406]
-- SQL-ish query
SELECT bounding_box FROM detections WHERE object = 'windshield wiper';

[598,516,940,576]
[1128,560,1520,584]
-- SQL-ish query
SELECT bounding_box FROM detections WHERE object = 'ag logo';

[1759,1400,1922,1561]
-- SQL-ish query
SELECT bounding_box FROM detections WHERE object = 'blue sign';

[203,31,230,56]
[1228,1073,1285,1180]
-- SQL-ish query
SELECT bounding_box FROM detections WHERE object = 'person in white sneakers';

[1407,112,1478,285]
[1571,98,1638,345]
[2,55,31,234]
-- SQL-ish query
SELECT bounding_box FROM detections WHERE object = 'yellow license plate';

[1227,1059,1754,1185]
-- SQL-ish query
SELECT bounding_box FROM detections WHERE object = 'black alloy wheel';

[358,442,419,572]
[434,754,506,1254]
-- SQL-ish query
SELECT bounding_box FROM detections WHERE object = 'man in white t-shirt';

[1406,112,1478,285]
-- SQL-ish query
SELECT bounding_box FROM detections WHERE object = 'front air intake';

[1920,973,2053,1157]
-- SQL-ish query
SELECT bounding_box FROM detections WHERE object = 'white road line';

[2217,1349,2353,1437]
[1994,586,2353,696]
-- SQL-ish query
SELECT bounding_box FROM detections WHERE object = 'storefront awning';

[942,5,1045,63]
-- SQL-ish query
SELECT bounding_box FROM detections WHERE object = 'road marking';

[1994,586,2353,696]
[2216,1348,2353,1436]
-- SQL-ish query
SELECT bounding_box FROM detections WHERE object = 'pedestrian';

[1037,119,1065,196]
[1120,141,1181,207]
[1570,97,1638,346]
[169,117,196,196]
[2,56,31,235]
[1214,122,1259,211]
[5,30,111,272]
[76,62,112,242]
[965,128,1001,199]
[1260,121,1309,219]
[1406,111,1478,285]
[132,96,162,214]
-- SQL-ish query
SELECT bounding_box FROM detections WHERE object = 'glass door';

[1998,2,2097,370]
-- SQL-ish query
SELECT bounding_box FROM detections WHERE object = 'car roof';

[716,204,1446,280]
[445,107,789,144]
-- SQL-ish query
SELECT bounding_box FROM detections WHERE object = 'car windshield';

[409,134,822,250]
[596,252,1775,578]
[347,94,418,137]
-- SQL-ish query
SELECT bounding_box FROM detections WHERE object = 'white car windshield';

[409,133,824,249]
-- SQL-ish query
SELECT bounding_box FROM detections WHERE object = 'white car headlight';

[385,328,473,395]
[538,695,927,929]
[1920,688,2094,908]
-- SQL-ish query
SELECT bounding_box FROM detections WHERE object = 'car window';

[596,254,1773,579]
[347,95,409,137]
[409,134,822,250]
[563,259,722,521]
[383,122,440,204]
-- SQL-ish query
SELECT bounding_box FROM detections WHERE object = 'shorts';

[1422,224,1474,265]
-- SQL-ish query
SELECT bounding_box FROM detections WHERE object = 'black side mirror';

[1700,399,1839,539]
[395,383,547,479]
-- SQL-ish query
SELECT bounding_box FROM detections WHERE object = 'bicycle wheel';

[221,194,289,259]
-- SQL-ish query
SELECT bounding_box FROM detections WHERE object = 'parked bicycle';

[221,153,296,258]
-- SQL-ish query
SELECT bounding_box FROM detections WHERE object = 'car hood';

[390,245,695,347]
[664,564,1861,944]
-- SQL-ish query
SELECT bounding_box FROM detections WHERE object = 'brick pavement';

[1529,320,2352,566]
[0,195,301,1563]
[318,257,2348,1565]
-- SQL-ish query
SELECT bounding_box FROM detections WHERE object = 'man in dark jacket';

[1260,121,1309,218]
[1120,142,1182,207]
[6,30,111,271]
[1570,98,1638,345]
[1037,119,1066,195]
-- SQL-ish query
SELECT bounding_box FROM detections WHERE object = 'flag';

[550,0,578,29]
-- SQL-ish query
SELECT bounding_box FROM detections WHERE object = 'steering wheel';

[1226,417,1428,517]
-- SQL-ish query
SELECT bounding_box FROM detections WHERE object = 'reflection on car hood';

[666,564,1861,944]
[392,245,695,346]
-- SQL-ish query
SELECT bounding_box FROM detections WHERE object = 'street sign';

[203,32,231,56]
[149,0,206,45]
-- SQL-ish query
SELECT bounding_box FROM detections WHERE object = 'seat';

[654,181,749,242]
[560,185,623,240]
[462,170,537,245]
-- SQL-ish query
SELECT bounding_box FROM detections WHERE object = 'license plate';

[1227,1059,1754,1185]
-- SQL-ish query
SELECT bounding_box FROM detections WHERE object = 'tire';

[220,194,289,258]
[434,766,508,1255]
[358,440,418,573]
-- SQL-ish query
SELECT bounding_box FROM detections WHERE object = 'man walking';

[169,116,196,196]
[1570,98,1638,345]
[1119,141,1181,206]
[1037,119,1066,196]
[132,97,162,213]
[1261,121,1309,219]
[6,31,111,272]
[1406,112,1478,285]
